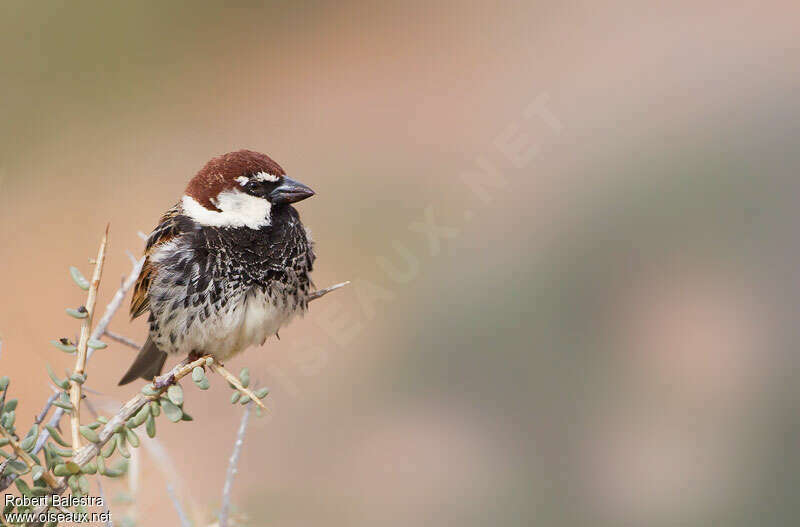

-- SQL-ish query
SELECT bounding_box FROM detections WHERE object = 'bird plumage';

[119,150,315,385]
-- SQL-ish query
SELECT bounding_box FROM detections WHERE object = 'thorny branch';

[70,226,109,448]
[2,228,348,524]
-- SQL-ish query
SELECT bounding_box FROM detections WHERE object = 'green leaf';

[6,459,28,475]
[19,436,35,452]
[124,427,139,448]
[87,339,107,350]
[101,438,116,458]
[180,412,193,421]
[15,478,32,497]
[65,461,81,474]
[79,426,100,443]
[191,366,205,383]
[239,368,250,388]
[255,387,270,399]
[31,466,44,481]
[0,377,9,391]
[45,425,70,447]
[4,399,18,412]
[50,339,77,353]
[82,460,97,475]
[66,307,88,319]
[69,373,87,384]
[127,404,150,429]
[141,384,158,397]
[53,464,70,476]
[239,395,250,405]
[161,399,182,423]
[149,400,161,417]
[67,475,79,492]
[167,385,183,406]
[46,364,70,390]
[102,460,128,478]
[78,474,90,494]
[145,414,156,438]
[2,410,16,428]
[51,446,73,457]
[195,377,210,390]
[116,435,130,458]
[69,266,90,290]
[230,392,241,404]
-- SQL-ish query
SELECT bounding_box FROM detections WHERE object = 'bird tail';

[118,337,168,386]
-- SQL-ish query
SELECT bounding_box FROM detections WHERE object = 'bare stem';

[70,226,109,448]
[167,484,192,527]
[103,330,141,351]
[219,401,252,527]
[308,281,350,301]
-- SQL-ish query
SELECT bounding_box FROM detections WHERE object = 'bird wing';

[130,203,189,319]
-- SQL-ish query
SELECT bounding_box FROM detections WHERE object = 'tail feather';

[118,337,168,386]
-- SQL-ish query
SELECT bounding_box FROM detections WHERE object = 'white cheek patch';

[235,176,249,186]
[182,192,271,229]
[253,171,280,183]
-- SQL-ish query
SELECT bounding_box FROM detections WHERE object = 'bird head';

[182,150,315,229]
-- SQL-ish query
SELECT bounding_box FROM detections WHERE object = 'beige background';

[1,1,799,525]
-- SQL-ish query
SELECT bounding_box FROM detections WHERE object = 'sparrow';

[119,150,316,385]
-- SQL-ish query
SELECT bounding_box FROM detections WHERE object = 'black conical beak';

[269,177,315,204]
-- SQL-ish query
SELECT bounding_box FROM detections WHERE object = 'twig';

[34,391,58,425]
[208,363,267,412]
[27,356,209,522]
[0,426,59,490]
[103,330,141,351]
[86,255,144,363]
[219,401,252,527]
[167,484,192,527]
[308,281,350,301]
[0,251,147,495]
[70,226,109,448]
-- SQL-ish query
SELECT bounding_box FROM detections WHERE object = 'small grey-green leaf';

[50,339,77,353]
[145,414,156,438]
[82,460,97,474]
[255,387,270,399]
[67,474,79,492]
[239,395,250,405]
[66,307,88,319]
[161,399,182,423]
[167,385,183,406]
[69,266,90,290]
[205,357,213,366]
[195,377,210,390]
[65,461,81,474]
[124,427,139,448]
[239,368,250,388]
[19,436,35,452]
[192,366,205,383]
[80,426,100,443]
[0,377,9,391]
[180,412,193,421]
[46,364,70,390]
[78,474,90,494]
[52,446,73,457]
[15,478,32,497]
[31,466,44,481]
[53,464,70,476]
[101,438,116,458]
[87,339,107,350]
[230,392,241,404]
[116,435,130,459]
[46,425,70,447]
[149,400,161,417]
[0,438,8,447]
[5,399,18,412]
[141,384,158,397]
[69,373,87,384]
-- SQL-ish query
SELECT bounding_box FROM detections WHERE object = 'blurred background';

[1,1,798,525]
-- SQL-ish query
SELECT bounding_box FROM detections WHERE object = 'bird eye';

[245,181,263,194]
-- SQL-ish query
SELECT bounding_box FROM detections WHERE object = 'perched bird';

[119,150,316,385]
